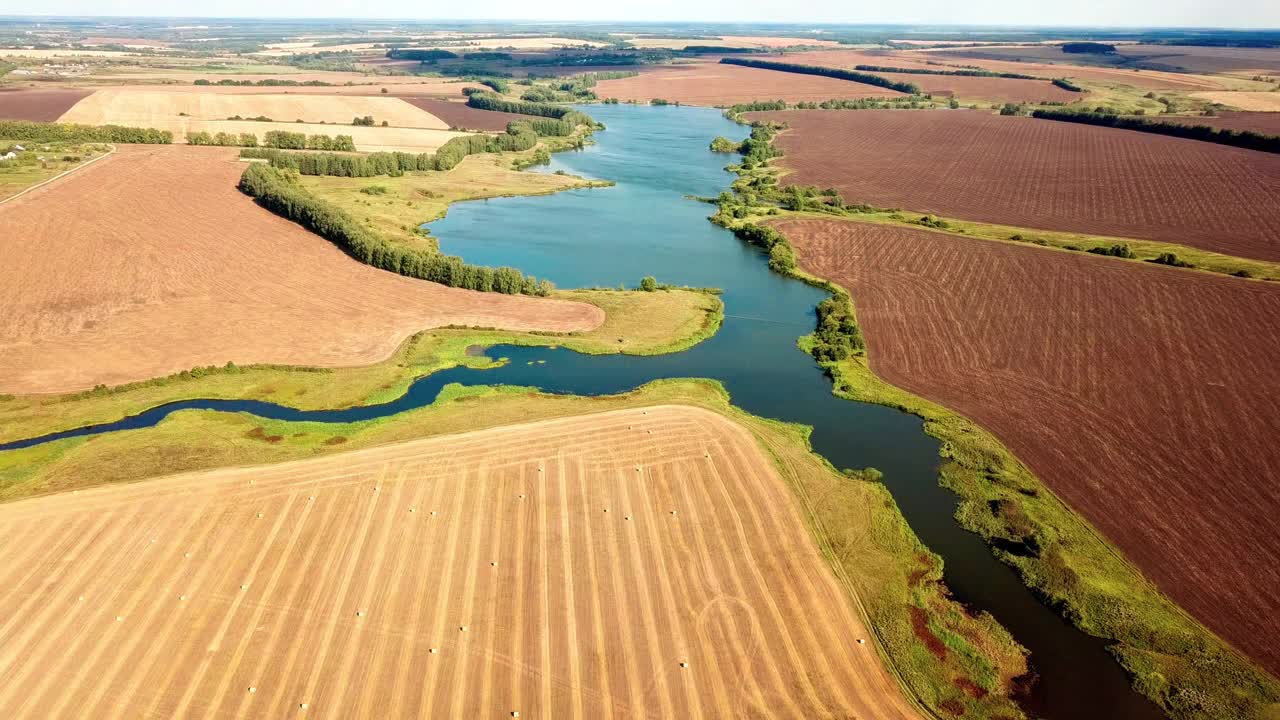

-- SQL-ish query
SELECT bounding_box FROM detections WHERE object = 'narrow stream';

[3,105,1161,719]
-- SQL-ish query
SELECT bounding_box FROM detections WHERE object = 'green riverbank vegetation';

[711,113,1280,718]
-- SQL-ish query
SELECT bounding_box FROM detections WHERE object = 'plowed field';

[0,88,94,121]
[595,63,904,106]
[773,217,1280,676]
[747,109,1280,261]
[0,145,602,394]
[402,97,530,131]
[0,406,918,720]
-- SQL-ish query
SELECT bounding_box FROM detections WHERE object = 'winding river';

[4,105,1161,719]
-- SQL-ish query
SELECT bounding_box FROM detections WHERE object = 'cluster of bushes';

[187,131,259,147]
[260,130,356,151]
[386,48,457,61]
[0,120,172,144]
[730,223,796,273]
[720,57,921,95]
[738,124,781,165]
[811,295,865,361]
[709,136,741,153]
[1051,78,1084,92]
[238,163,551,296]
[194,78,332,87]
[1061,42,1116,54]
[227,114,273,122]
[1088,243,1137,258]
[1151,252,1194,268]
[725,100,787,116]
[477,77,509,93]
[240,121,540,177]
[351,115,379,126]
[1031,109,1280,154]
[854,64,1038,80]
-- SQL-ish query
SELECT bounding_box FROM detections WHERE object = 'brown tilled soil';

[773,217,1280,677]
[0,406,919,720]
[401,97,530,131]
[0,87,94,121]
[747,109,1280,261]
[929,44,1280,75]
[595,63,904,106]
[0,145,602,394]
[776,49,1226,90]
[864,71,1081,103]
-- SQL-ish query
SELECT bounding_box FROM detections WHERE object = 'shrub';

[639,276,658,291]
[1088,243,1136,259]
[1151,252,1194,268]
[352,115,375,126]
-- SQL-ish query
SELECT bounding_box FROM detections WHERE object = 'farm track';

[0,144,603,394]
[748,109,1280,261]
[0,406,918,719]
[773,217,1280,677]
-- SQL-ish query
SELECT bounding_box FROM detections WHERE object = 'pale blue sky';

[18,0,1280,29]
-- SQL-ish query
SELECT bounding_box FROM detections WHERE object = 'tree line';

[0,120,172,144]
[464,92,596,125]
[1031,109,1280,154]
[239,121,542,177]
[386,48,458,61]
[238,163,552,296]
[194,78,333,86]
[1051,78,1084,92]
[719,58,921,95]
[854,64,1038,80]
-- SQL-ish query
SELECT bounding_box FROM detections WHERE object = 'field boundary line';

[0,143,115,207]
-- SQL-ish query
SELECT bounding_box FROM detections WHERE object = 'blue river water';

[3,104,1160,719]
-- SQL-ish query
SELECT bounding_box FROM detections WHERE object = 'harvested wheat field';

[595,63,904,106]
[0,406,917,720]
[747,109,1280,261]
[0,145,602,394]
[401,97,531,131]
[0,87,94,121]
[1190,91,1280,112]
[58,88,451,129]
[774,217,1280,676]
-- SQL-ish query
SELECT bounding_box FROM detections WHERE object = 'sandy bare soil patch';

[0,145,601,394]
[0,88,94,121]
[0,406,917,719]
[596,63,904,106]
[1190,91,1280,112]
[58,88,450,129]
[401,98,530,131]
[748,109,1280,261]
[774,217,1280,677]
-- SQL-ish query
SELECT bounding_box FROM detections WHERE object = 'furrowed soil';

[0,88,94,121]
[748,109,1280,261]
[0,145,603,394]
[595,63,905,106]
[781,49,1226,90]
[400,97,531,131]
[773,217,1280,677]
[1154,111,1280,135]
[0,406,919,720]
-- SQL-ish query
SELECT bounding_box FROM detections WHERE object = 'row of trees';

[464,92,595,125]
[1031,109,1280,154]
[720,58,921,95]
[0,120,172,144]
[1051,78,1084,92]
[188,131,259,147]
[259,130,357,151]
[386,48,458,61]
[238,163,552,296]
[193,78,333,87]
[854,64,1038,80]
[240,122,540,177]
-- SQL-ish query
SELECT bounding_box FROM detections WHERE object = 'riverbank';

[722,109,1280,718]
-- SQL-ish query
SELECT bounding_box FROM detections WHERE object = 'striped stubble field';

[0,406,918,719]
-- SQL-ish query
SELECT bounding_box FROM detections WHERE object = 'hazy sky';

[19,0,1280,29]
